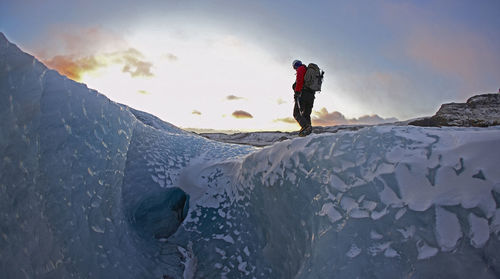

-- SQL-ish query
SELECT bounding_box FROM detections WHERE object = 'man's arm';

[294,66,307,92]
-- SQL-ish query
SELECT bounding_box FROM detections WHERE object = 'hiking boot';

[304,125,312,135]
[298,126,306,135]
[298,125,312,137]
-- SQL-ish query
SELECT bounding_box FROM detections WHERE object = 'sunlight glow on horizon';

[78,26,307,131]
[32,21,393,132]
[4,0,500,131]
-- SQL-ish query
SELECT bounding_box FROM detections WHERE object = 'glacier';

[1,32,500,279]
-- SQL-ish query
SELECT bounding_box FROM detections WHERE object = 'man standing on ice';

[292,59,315,136]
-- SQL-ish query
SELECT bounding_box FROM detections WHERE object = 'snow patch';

[435,206,462,252]
[468,213,489,248]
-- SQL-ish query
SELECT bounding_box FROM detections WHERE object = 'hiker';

[292,59,316,136]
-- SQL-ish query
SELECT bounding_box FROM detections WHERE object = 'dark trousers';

[293,90,315,129]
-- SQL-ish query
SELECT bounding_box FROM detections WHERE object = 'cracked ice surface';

[0,33,254,278]
[2,33,500,279]
[195,125,499,279]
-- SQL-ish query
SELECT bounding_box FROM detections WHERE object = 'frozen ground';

[197,120,416,147]
[197,125,368,147]
[1,32,500,278]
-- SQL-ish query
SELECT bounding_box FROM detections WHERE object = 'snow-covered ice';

[2,32,500,278]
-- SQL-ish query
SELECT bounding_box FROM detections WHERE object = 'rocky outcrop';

[409,93,500,127]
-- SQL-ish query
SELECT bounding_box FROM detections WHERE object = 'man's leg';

[293,99,308,129]
[302,93,315,135]
[304,99,314,126]
[303,103,313,127]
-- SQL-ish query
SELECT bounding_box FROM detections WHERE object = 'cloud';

[41,47,154,80]
[226,95,244,101]
[311,109,347,126]
[122,60,153,77]
[312,107,397,126]
[61,27,127,54]
[43,55,104,81]
[274,117,296,124]
[276,98,287,105]
[37,26,127,58]
[356,114,398,125]
[232,110,253,119]
[192,110,202,115]
[36,27,154,80]
[164,53,179,62]
[119,48,154,78]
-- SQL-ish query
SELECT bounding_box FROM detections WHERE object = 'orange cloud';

[36,27,154,80]
[41,47,154,80]
[43,55,104,81]
[232,110,253,119]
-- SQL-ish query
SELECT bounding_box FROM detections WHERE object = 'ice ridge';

[1,32,500,278]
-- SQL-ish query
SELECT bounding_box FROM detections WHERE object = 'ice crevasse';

[1,32,500,278]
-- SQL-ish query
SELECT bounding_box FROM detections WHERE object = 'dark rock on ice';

[410,94,500,127]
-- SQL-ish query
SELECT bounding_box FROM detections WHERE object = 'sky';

[1,0,499,132]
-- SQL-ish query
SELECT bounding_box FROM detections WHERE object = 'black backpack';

[304,63,324,92]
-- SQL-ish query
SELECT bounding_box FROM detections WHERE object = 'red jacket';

[294,65,307,92]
